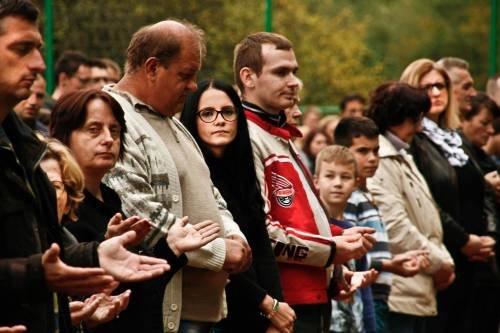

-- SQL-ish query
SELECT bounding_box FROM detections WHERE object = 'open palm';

[98,231,170,282]
[167,217,220,255]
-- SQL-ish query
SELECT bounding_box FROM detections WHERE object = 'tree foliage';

[34,0,497,105]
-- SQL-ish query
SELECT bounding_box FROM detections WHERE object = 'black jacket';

[409,133,470,251]
[0,112,98,332]
[410,132,500,286]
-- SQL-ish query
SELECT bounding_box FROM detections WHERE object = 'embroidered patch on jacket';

[271,172,295,207]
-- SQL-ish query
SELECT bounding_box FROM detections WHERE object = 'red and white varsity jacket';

[246,110,343,305]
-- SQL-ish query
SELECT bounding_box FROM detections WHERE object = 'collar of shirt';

[384,130,409,153]
[104,84,165,118]
[243,101,302,140]
[242,101,287,127]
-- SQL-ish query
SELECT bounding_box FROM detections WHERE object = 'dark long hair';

[180,79,265,228]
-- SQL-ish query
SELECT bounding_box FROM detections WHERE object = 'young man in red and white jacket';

[233,32,372,333]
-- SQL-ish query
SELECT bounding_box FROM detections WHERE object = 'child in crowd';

[334,117,429,332]
[314,145,378,333]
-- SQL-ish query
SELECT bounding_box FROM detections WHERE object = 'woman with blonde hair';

[40,138,132,329]
[40,138,84,226]
[401,59,459,129]
[401,59,497,333]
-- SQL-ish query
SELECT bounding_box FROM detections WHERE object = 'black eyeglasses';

[421,82,447,93]
[196,106,237,123]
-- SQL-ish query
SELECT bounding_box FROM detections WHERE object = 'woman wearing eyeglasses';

[401,59,497,333]
[181,79,296,333]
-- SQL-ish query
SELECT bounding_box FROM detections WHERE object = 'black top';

[69,183,187,333]
[208,155,283,332]
[409,133,469,251]
[67,184,122,243]
[411,132,500,287]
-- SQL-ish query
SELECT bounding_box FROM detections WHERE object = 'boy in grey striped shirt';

[335,117,429,332]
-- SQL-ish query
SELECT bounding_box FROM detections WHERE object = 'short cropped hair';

[89,58,107,69]
[492,117,500,135]
[233,32,293,92]
[125,19,206,74]
[315,144,358,177]
[340,93,366,112]
[0,0,38,33]
[54,50,90,84]
[437,57,470,83]
[334,117,379,147]
[49,89,127,159]
[367,81,430,133]
[101,57,122,80]
[42,138,85,223]
[463,92,500,121]
[400,58,459,129]
[486,74,500,98]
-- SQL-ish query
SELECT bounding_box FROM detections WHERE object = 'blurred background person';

[40,50,91,125]
[300,105,321,132]
[89,58,111,89]
[486,74,500,107]
[437,57,477,117]
[181,79,296,333]
[101,58,122,84]
[483,117,500,168]
[318,114,340,144]
[48,50,91,107]
[284,97,302,127]
[300,129,329,174]
[14,74,48,136]
[340,93,366,118]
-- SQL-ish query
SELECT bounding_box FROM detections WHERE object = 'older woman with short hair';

[366,81,454,333]
[50,89,220,333]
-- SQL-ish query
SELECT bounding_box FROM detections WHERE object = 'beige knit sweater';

[103,87,245,331]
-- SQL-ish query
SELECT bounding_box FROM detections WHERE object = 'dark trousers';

[387,312,428,333]
[178,320,214,333]
[428,282,500,333]
[292,303,331,333]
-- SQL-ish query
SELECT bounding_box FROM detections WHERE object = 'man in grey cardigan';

[103,20,251,333]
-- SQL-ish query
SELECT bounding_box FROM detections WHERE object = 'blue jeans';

[373,299,390,333]
[178,320,214,333]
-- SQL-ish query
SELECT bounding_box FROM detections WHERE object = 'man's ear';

[240,67,256,90]
[144,57,161,80]
[58,72,69,86]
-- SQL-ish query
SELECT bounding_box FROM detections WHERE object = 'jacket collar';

[1,111,46,173]
[243,103,302,140]
[378,134,403,158]
[104,84,163,118]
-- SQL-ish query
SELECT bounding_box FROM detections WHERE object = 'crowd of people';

[1,1,500,333]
